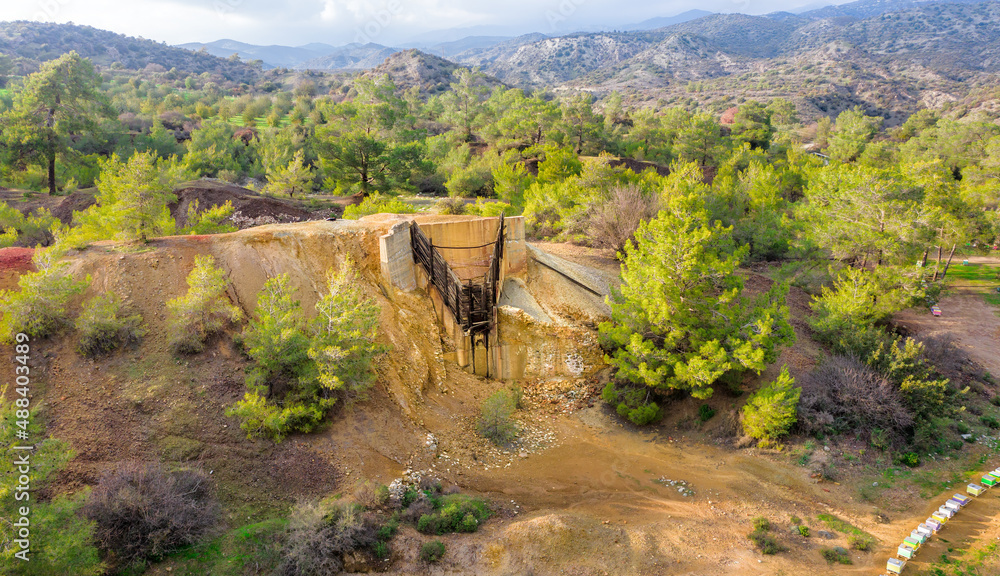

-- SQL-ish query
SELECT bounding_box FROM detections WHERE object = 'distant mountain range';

[175,39,396,71]
[0,21,256,82]
[172,8,716,71]
[3,0,1000,125]
[169,0,999,77]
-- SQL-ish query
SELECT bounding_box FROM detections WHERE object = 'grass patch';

[820,546,852,565]
[913,469,963,498]
[985,291,1000,309]
[945,263,1000,284]
[416,493,491,535]
[925,541,999,575]
[816,513,876,550]
[164,518,286,576]
[157,435,205,461]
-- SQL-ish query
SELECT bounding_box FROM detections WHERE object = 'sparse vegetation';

[820,546,852,565]
[0,250,87,342]
[747,516,785,554]
[166,254,243,354]
[477,389,520,445]
[420,540,445,563]
[75,291,145,356]
[816,513,876,551]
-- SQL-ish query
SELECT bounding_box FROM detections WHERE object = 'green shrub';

[752,517,771,532]
[797,525,810,537]
[698,404,716,422]
[809,266,913,350]
[601,381,662,426]
[477,390,519,445]
[870,428,890,451]
[820,546,852,565]
[342,193,416,220]
[434,197,466,215]
[75,292,145,357]
[420,540,445,563]
[741,367,800,446]
[895,452,921,467]
[0,398,104,575]
[981,415,1000,429]
[464,198,517,217]
[0,203,59,247]
[790,515,802,525]
[372,540,390,560]
[748,529,785,554]
[183,199,238,235]
[414,494,491,535]
[166,254,243,354]
[848,533,874,551]
[0,250,87,342]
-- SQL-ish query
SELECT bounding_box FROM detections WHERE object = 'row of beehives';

[884,468,1000,574]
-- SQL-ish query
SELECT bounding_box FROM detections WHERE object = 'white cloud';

[320,0,338,21]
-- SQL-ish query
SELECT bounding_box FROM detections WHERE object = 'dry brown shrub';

[798,355,913,444]
[83,463,219,568]
[587,183,660,255]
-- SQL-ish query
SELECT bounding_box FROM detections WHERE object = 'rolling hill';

[0,21,256,82]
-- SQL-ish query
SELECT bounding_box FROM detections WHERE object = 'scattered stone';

[654,477,695,497]
[817,530,836,539]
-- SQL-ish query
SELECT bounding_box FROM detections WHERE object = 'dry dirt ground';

[3,232,1000,575]
[896,256,1000,377]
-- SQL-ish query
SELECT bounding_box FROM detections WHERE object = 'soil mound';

[170,180,319,229]
[0,247,35,280]
[51,190,98,223]
[43,180,322,229]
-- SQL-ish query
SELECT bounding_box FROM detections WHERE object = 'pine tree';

[308,257,386,398]
[599,191,794,401]
[96,151,178,243]
[0,51,112,194]
[741,367,800,446]
[264,150,314,198]
[166,255,243,354]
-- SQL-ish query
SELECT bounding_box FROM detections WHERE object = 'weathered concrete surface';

[379,221,416,291]
[366,214,526,283]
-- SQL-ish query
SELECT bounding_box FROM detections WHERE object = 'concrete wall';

[379,221,416,291]
[413,216,525,281]
[376,214,528,379]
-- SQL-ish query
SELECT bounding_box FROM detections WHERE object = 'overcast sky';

[2,0,845,47]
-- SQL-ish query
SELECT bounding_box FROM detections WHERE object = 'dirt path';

[896,293,1000,376]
